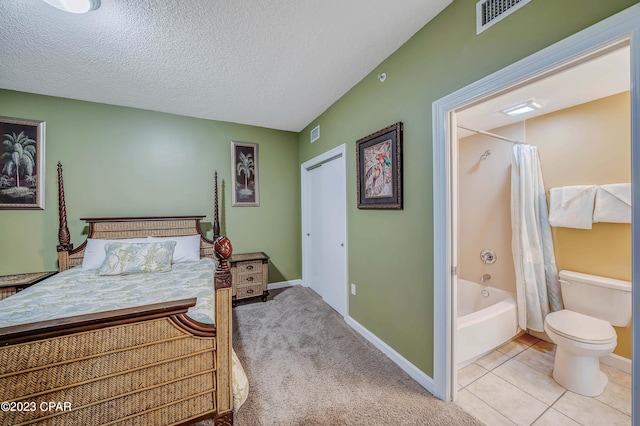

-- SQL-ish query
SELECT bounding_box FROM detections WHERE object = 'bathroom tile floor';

[455,334,632,425]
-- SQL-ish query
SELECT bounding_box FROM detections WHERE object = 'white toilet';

[543,270,631,397]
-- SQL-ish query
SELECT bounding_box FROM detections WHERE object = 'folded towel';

[548,185,597,229]
[593,183,631,223]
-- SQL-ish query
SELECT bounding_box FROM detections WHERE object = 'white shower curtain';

[511,144,562,332]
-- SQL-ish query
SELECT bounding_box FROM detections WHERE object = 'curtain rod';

[457,125,525,145]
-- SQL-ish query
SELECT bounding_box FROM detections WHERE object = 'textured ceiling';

[0,0,452,132]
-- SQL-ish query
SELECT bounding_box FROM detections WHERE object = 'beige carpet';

[202,285,482,425]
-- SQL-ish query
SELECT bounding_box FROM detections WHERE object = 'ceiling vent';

[310,125,320,143]
[476,0,531,34]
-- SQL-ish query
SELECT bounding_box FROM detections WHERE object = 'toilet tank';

[559,270,632,327]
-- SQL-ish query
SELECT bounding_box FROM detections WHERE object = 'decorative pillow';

[82,237,149,270]
[96,241,177,276]
[147,235,201,263]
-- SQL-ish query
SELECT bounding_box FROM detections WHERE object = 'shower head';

[480,150,492,161]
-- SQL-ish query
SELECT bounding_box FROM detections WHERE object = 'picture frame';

[231,141,260,207]
[0,116,46,210]
[356,122,403,210]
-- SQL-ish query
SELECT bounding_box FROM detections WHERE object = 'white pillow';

[147,235,201,263]
[82,237,149,270]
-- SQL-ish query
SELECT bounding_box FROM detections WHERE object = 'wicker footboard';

[0,290,233,426]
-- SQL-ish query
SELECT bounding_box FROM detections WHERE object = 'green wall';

[298,0,639,376]
[1,0,637,380]
[0,90,301,282]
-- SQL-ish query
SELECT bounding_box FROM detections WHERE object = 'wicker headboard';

[55,163,232,272]
[59,217,216,270]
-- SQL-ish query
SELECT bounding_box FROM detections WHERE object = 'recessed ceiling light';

[499,99,543,117]
[41,0,100,13]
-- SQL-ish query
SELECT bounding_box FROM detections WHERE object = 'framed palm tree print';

[0,116,45,210]
[231,141,259,207]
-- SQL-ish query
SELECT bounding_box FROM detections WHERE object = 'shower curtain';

[511,144,562,332]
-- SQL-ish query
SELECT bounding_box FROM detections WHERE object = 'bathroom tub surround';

[457,278,519,366]
[456,334,631,425]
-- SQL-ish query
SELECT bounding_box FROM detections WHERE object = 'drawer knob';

[247,289,254,294]
[246,265,254,270]
[246,276,254,282]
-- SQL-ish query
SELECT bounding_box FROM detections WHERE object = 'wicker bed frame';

[0,164,235,425]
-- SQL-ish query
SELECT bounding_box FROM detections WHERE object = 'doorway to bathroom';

[431,3,639,419]
[455,44,631,362]
[452,47,633,424]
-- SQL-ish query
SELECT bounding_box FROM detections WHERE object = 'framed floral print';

[356,122,403,210]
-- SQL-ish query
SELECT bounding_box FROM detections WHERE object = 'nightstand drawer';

[0,288,16,301]
[236,261,263,274]
[237,272,262,286]
[236,284,264,299]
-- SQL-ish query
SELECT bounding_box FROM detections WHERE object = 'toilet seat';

[545,310,616,345]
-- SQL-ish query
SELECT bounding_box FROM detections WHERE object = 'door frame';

[301,144,348,317]
[432,3,640,408]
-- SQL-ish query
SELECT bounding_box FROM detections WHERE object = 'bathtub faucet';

[480,274,491,283]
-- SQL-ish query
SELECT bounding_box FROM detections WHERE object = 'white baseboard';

[268,279,302,290]
[601,353,632,374]
[346,316,435,394]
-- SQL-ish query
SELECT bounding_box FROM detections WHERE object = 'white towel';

[593,183,631,223]
[548,185,597,229]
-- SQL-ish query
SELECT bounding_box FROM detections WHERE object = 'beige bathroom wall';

[527,92,631,359]
[458,92,631,359]
[458,123,524,292]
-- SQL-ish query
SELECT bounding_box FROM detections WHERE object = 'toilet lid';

[545,310,616,344]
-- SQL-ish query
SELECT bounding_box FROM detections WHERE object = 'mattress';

[0,258,217,327]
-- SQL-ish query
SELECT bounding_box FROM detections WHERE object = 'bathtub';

[457,278,520,367]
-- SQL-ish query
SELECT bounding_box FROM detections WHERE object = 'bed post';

[56,162,73,271]
[213,238,233,424]
[212,169,234,424]
[214,171,221,239]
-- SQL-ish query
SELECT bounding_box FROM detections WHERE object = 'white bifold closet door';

[307,155,347,316]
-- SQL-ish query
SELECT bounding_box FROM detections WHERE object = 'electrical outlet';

[351,283,356,295]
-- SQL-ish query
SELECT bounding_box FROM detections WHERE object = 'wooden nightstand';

[0,271,57,301]
[230,252,269,306]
